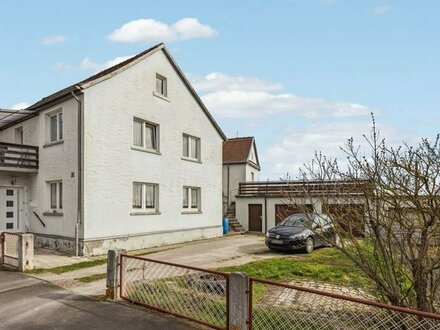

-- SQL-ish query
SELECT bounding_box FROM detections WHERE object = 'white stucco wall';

[0,98,80,239]
[82,49,223,242]
[222,163,246,205]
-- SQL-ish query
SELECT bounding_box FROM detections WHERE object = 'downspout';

[264,196,268,233]
[71,90,82,257]
[226,164,230,207]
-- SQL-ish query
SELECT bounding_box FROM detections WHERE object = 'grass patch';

[75,273,107,283]
[28,258,107,275]
[28,246,177,275]
[219,247,373,289]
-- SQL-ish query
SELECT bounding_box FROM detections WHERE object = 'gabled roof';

[223,136,260,169]
[1,43,226,140]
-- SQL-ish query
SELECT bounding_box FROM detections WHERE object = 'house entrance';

[0,188,21,232]
[248,204,262,232]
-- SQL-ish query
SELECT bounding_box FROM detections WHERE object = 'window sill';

[43,212,63,217]
[131,146,161,155]
[153,91,170,102]
[43,140,64,148]
[130,211,161,216]
[181,210,203,215]
[181,157,202,164]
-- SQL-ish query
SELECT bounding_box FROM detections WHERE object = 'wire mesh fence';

[120,254,229,330]
[249,278,440,330]
[1,232,19,268]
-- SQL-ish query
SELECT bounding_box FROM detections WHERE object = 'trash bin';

[222,217,229,234]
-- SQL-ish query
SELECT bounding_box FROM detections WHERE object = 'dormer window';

[156,74,167,97]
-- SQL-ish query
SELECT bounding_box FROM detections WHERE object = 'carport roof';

[0,108,36,128]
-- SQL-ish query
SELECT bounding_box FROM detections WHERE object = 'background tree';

[285,115,440,312]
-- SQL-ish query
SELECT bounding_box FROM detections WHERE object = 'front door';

[0,188,20,232]
[248,204,262,232]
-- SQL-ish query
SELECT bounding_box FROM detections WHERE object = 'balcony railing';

[238,180,369,197]
[0,142,39,170]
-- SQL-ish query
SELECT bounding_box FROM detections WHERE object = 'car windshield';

[280,214,308,227]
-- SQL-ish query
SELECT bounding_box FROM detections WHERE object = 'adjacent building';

[0,43,226,255]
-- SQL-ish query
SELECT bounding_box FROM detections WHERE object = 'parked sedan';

[265,213,340,253]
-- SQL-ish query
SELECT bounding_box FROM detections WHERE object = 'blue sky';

[1,0,439,179]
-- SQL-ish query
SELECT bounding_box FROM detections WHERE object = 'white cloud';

[80,55,133,73]
[42,35,67,45]
[373,6,391,14]
[191,72,282,92]
[202,90,371,119]
[107,18,217,43]
[262,122,416,179]
[10,102,31,110]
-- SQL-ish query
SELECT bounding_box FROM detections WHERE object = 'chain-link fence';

[1,232,20,268]
[249,278,440,330]
[120,254,229,330]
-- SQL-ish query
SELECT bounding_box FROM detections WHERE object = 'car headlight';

[289,233,307,240]
[265,232,270,238]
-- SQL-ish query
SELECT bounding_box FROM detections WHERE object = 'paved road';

[0,270,197,330]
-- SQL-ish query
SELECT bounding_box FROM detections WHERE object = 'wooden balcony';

[238,180,368,197]
[0,142,39,172]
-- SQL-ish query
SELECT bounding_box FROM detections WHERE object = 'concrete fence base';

[0,232,34,271]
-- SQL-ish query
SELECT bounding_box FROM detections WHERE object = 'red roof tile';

[223,137,254,163]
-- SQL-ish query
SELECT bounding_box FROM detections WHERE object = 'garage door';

[275,204,313,225]
[324,204,365,237]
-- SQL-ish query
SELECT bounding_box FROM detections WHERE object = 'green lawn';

[220,247,374,289]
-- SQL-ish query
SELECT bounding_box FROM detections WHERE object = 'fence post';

[106,248,127,300]
[228,272,249,330]
[18,233,34,271]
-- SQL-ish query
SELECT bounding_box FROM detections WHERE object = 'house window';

[49,112,63,142]
[182,134,200,161]
[132,182,159,211]
[156,74,167,97]
[183,187,200,211]
[251,172,255,182]
[49,181,62,211]
[133,118,159,152]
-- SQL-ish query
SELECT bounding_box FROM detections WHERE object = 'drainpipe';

[264,196,268,233]
[71,89,82,257]
[226,164,230,207]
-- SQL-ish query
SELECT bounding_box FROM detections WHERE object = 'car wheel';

[304,237,314,254]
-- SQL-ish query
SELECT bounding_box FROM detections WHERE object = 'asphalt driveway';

[0,271,197,330]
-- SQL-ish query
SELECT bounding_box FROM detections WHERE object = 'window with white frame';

[49,181,62,211]
[133,118,159,152]
[156,74,167,97]
[183,187,201,211]
[133,182,159,211]
[182,134,200,161]
[49,112,63,142]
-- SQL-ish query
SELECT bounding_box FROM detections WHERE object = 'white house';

[222,137,260,209]
[0,43,226,256]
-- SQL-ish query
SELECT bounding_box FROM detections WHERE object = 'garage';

[275,204,313,225]
[324,203,365,237]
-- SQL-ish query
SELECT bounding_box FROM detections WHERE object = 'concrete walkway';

[32,235,276,297]
[0,270,198,329]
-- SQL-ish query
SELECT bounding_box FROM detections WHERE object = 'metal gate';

[1,232,20,268]
[120,254,229,329]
